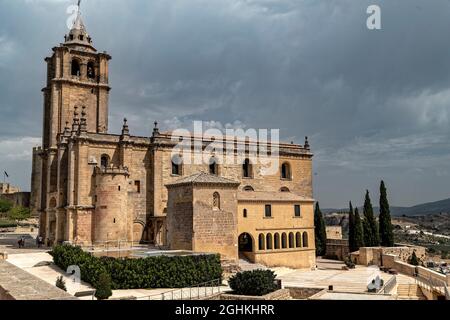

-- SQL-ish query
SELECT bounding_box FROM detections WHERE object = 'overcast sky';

[0,0,449,208]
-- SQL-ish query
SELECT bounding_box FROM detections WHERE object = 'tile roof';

[166,172,241,187]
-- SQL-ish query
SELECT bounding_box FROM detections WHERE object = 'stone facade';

[326,226,343,240]
[31,10,316,269]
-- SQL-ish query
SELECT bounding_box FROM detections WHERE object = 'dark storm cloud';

[0,0,449,207]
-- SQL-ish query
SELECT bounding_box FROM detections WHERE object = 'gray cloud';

[0,0,449,207]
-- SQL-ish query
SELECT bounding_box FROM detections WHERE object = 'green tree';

[314,202,327,256]
[95,273,112,300]
[55,276,67,292]
[348,202,356,252]
[379,181,394,247]
[8,206,31,222]
[409,251,419,266]
[354,207,364,250]
[0,198,13,214]
[362,190,380,247]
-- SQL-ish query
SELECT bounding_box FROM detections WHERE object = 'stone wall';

[0,261,77,300]
[286,287,324,299]
[326,239,349,261]
[220,289,291,300]
[357,246,426,266]
[192,186,238,261]
[326,226,343,240]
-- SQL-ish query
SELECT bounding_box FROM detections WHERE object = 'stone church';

[31,8,317,269]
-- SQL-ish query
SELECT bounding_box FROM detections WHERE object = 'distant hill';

[323,198,450,217]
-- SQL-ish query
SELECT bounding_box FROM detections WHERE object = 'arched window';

[100,155,109,169]
[289,233,295,248]
[242,158,252,178]
[71,59,81,76]
[274,233,280,249]
[87,61,95,79]
[296,232,302,247]
[171,155,183,176]
[243,209,248,218]
[243,186,254,192]
[258,234,265,251]
[280,187,290,193]
[266,234,273,250]
[281,162,291,180]
[303,232,309,248]
[209,158,218,175]
[282,233,287,249]
[213,192,220,209]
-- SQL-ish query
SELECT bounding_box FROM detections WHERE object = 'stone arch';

[280,187,290,192]
[87,61,96,79]
[100,154,110,169]
[258,234,265,251]
[281,162,292,180]
[243,186,255,192]
[303,232,309,248]
[282,233,288,249]
[171,154,183,176]
[289,232,295,248]
[296,232,302,247]
[213,192,220,209]
[266,233,273,250]
[274,233,280,249]
[238,233,254,253]
[209,157,219,175]
[242,158,253,178]
[133,220,146,244]
[71,58,81,76]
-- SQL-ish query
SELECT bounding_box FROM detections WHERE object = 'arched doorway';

[238,233,253,252]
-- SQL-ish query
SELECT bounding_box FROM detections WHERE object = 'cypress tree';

[348,202,356,252]
[362,190,380,247]
[379,180,394,247]
[354,207,364,250]
[314,202,327,256]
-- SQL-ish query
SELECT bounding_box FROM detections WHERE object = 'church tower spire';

[42,1,111,149]
[64,0,95,52]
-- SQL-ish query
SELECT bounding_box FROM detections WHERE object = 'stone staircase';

[238,257,268,272]
[397,284,427,300]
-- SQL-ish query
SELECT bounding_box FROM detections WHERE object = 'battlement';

[94,165,130,176]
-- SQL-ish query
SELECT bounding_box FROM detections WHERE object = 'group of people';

[17,235,44,248]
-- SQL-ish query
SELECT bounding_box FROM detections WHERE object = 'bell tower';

[42,2,111,149]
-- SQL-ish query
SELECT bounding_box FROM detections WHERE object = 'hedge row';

[50,245,222,290]
[0,219,17,228]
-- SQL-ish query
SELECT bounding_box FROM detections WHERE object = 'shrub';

[0,219,17,228]
[50,245,222,290]
[95,273,112,300]
[228,270,278,296]
[0,199,13,214]
[8,206,31,222]
[55,276,67,292]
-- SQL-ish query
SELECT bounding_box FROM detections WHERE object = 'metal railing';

[378,275,397,294]
[135,279,222,300]
[415,274,448,298]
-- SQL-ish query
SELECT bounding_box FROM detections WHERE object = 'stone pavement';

[0,260,77,300]
[0,232,48,254]
[275,259,394,293]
